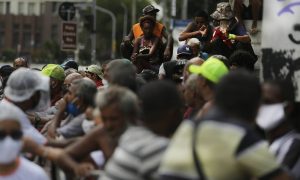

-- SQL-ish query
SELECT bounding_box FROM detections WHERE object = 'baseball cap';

[189,57,229,83]
[177,44,193,56]
[61,59,79,71]
[42,64,65,81]
[86,65,103,79]
[143,5,159,15]
[210,2,234,20]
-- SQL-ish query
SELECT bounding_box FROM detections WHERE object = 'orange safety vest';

[132,22,164,40]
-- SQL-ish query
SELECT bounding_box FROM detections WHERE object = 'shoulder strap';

[192,119,207,180]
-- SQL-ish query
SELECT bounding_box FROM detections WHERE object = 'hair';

[264,80,295,102]
[186,74,200,92]
[194,10,209,21]
[107,59,137,92]
[13,57,29,66]
[229,50,256,71]
[72,78,97,106]
[96,86,139,120]
[211,55,230,68]
[215,70,261,121]
[138,80,184,123]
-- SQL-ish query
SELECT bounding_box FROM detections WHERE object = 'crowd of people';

[0,1,300,180]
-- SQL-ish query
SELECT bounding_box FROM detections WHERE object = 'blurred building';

[0,0,89,59]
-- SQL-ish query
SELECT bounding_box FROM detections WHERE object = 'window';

[6,2,10,14]
[23,32,31,48]
[23,24,32,48]
[0,22,5,47]
[35,33,41,48]
[40,3,45,15]
[52,2,57,13]
[0,2,4,14]
[18,2,24,15]
[28,2,35,15]
[12,32,19,49]
[51,24,58,41]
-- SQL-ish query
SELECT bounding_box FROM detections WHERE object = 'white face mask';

[102,79,109,88]
[82,119,95,134]
[256,103,285,131]
[0,136,23,164]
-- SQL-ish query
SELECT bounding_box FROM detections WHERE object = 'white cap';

[4,68,50,112]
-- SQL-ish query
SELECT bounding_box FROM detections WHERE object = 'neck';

[202,88,214,102]
[0,158,19,175]
[268,123,292,143]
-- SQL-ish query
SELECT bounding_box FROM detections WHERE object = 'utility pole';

[181,0,188,19]
[131,0,136,24]
[91,0,96,63]
[121,3,128,37]
[94,5,116,59]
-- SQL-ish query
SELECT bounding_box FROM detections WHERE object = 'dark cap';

[61,59,79,71]
[177,44,193,56]
[143,5,159,15]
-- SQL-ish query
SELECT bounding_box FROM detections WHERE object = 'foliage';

[1,48,17,62]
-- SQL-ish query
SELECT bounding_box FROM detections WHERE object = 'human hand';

[131,53,138,62]
[74,163,95,177]
[47,122,57,139]
[199,25,208,36]
[163,48,171,61]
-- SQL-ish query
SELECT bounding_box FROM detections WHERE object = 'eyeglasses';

[0,130,23,141]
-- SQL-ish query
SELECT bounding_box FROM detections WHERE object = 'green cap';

[86,65,103,79]
[42,64,65,81]
[189,57,229,83]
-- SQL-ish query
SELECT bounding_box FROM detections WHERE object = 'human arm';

[162,27,173,61]
[131,37,141,62]
[56,126,115,175]
[136,37,160,60]
[123,29,134,45]
[179,23,207,41]
[46,99,67,139]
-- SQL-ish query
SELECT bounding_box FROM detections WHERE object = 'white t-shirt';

[0,157,49,180]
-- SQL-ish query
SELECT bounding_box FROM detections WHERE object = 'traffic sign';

[59,2,76,21]
[61,22,77,51]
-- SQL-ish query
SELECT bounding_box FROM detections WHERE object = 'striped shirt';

[159,108,282,180]
[101,126,169,180]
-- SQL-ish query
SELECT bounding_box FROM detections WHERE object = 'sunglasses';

[0,130,23,141]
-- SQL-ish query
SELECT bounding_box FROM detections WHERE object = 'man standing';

[179,10,213,50]
[121,5,173,61]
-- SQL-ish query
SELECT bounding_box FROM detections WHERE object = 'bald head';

[183,57,205,84]
[64,73,83,85]
[13,57,28,69]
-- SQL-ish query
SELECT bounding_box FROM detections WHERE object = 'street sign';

[59,2,76,21]
[61,22,77,51]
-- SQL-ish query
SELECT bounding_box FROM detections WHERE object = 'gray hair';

[72,78,97,106]
[185,74,200,92]
[96,86,139,120]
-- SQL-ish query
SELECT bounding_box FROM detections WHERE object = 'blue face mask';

[66,102,81,117]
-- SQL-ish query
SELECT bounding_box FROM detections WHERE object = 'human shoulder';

[18,157,49,180]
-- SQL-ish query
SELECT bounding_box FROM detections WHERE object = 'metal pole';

[91,0,96,63]
[121,3,128,37]
[131,0,136,24]
[181,0,188,19]
[94,5,116,59]
[170,0,176,31]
